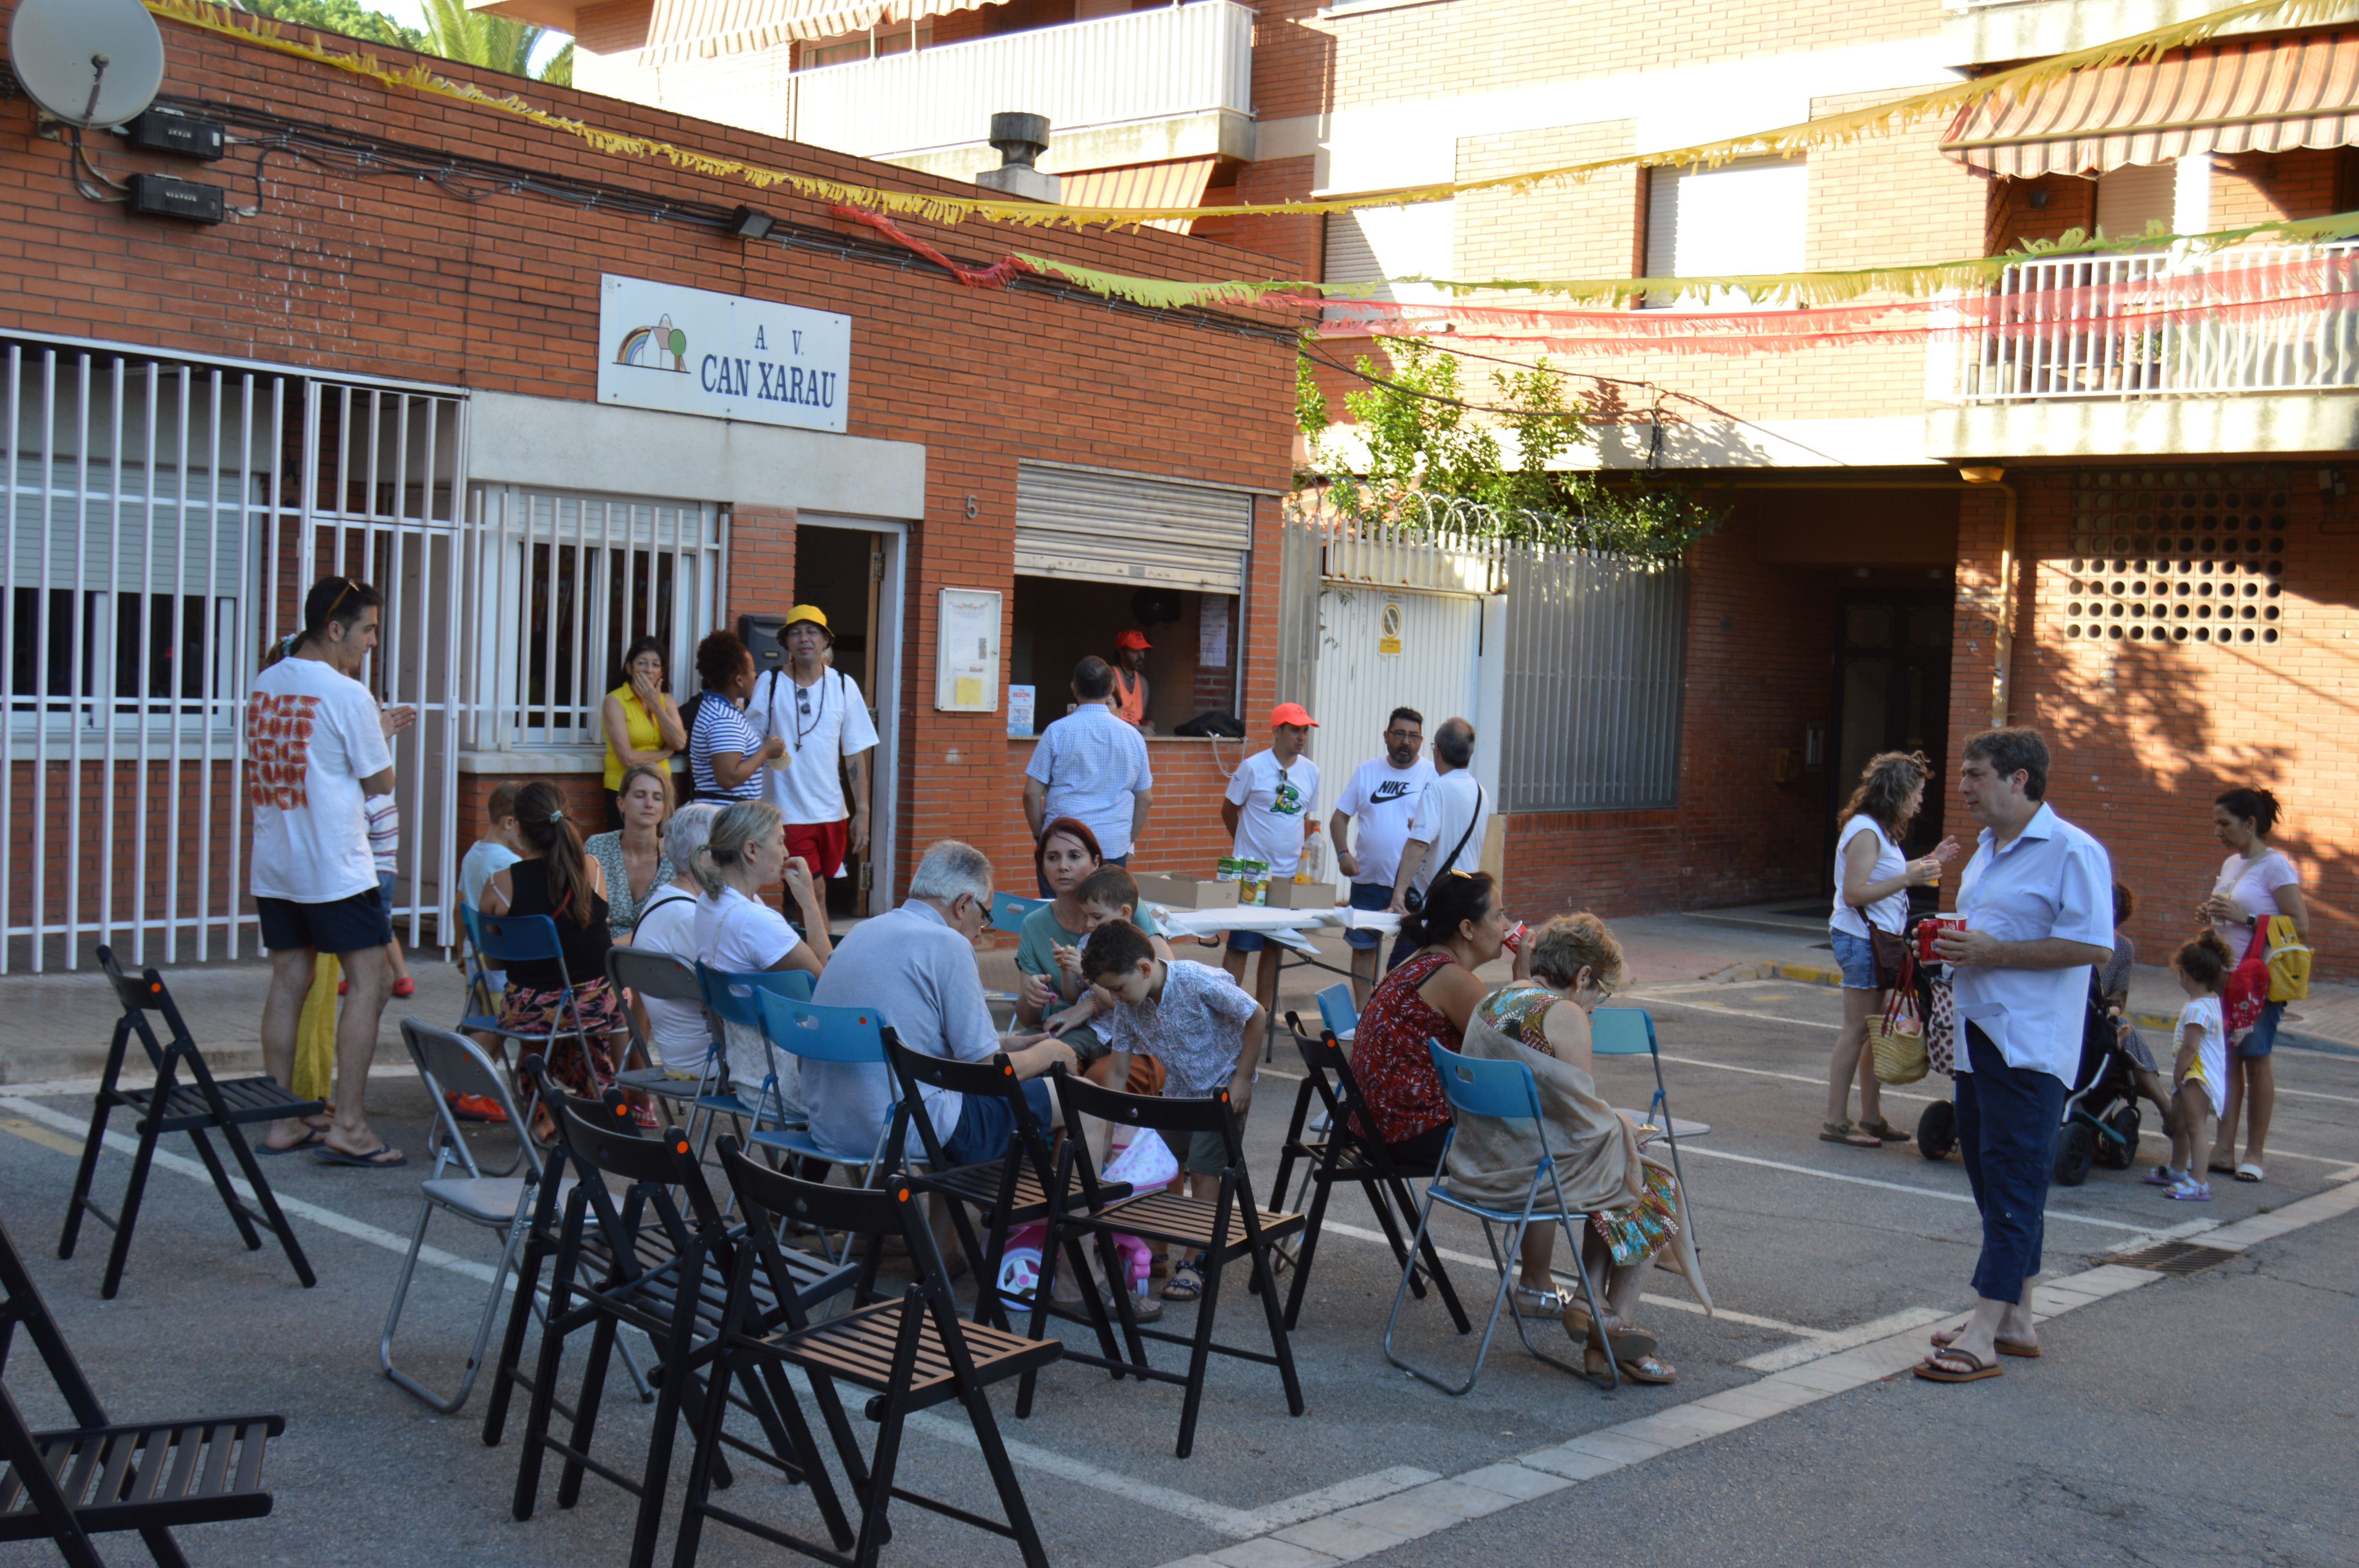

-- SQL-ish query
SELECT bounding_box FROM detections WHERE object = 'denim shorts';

[2239,1000,2282,1059]
[1829,928,1881,991]
[1226,929,1267,953]
[1342,880,1393,950]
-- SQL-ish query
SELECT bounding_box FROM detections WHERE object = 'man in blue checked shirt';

[1918,727,2113,1387]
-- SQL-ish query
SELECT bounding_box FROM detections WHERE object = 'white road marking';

[1736,1305,1952,1372]
[1674,1144,2158,1232]
[1631,994,1841,1031]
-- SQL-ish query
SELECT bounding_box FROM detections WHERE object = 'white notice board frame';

[935,586,1002,711]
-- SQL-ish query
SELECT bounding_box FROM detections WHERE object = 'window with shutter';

[1321,200,1456,309]
[1643,157,1808,308]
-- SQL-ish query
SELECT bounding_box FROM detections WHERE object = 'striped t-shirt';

[690,691,763,800]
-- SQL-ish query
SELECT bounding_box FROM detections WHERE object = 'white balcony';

[788,2,1256,175]
[1925,241,2359,458]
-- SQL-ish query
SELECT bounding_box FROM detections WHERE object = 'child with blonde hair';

[2151,931,2230,1201]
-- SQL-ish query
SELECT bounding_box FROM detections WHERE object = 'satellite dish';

[7,0,165,130]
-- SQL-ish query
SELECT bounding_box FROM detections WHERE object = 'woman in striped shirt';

[689,628,782,802]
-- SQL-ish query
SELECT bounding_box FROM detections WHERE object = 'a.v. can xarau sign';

[597,274,852,434]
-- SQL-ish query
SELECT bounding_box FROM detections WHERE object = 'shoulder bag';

[1401,784,1483,916]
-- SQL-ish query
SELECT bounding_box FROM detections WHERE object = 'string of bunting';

[142,0,2349,230]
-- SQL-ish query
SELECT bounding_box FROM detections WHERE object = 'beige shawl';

[1440,998,1713,1313]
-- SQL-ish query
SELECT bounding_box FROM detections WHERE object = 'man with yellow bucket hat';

[749,604,879,905]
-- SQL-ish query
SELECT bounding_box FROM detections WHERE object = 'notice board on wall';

[936,587,1001,712]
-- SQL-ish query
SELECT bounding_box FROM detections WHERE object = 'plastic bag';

[1103,1129,1180,1192]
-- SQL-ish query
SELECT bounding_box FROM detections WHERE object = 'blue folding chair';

[747,993,901,1262]
[455,902,503,1035]
[688,962,814,1156]
[990,892,1047,935]
[1314,982,1358,1045]
[1383,1040,1621,1395]
[1589,1007,1700,1241]
[472,912,608,1125]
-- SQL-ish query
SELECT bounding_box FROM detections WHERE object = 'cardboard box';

[1266,880,1339,909]
[1132,874,1239,910]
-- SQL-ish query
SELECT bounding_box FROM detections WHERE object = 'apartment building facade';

[475,0,2359,972]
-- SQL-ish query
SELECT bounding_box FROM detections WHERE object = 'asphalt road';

[1,972,2353,1567]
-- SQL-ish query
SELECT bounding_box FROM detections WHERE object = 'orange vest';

[1112,666,1145,725]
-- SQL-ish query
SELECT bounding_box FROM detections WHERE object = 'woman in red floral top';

[1348,870,1528,1170]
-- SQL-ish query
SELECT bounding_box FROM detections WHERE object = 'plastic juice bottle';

[1296,824,1325,886]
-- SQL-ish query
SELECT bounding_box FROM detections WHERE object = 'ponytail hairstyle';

[1403,868,1496,950]
[1837,750,1930,839]
[695,800,783,895]
[2213,786,2281,838]
[2174,929,2232,994]
[290,574,383,658]
[514,781,594,927]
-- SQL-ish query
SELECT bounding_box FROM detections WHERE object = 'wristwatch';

[2247,912,2260,929]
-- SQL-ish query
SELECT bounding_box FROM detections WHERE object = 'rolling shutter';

[1014,462,1254,593]
[1644,157,1808,307]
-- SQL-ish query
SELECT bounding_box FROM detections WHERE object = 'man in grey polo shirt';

[1022,655,1154,889]
[1919,727,2112,1385]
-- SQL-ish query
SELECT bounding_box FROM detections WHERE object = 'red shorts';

[784,818,851,880]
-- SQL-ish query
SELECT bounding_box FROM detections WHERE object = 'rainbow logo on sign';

[614,313,689,372]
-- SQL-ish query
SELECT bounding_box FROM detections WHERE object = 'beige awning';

[1055,159,1220,232]
[1943,28,2359,177]
[564,0,1006,64]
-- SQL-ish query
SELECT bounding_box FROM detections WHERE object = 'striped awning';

[1054,158,1220,232]
[1942,29,2359,177]
[553,0,1003,65]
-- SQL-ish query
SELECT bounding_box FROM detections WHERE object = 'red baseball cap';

[1115,629,1151,651]
[1270,702,1318,728]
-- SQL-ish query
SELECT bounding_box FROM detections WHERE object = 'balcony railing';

[789,1,1255,160]
[1945,241,2359,403]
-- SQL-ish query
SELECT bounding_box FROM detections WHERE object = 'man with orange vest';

[1112,629,1152,733]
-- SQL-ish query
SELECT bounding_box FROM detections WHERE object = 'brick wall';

[1946,471,2359,980]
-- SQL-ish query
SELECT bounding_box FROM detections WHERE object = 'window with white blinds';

[1643,158,1808,308]
[1323,200,1456,308]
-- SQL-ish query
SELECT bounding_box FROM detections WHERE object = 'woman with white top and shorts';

[1823,752,1958,1149]
[2197,786,2309,1183]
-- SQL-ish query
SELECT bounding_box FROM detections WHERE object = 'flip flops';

[314,1142,407,1169]
[1915,1348,2003,1383]
[1931,1327,2040,1358]
[258,1127,327,1156]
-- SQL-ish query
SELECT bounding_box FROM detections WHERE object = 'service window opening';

[1007,577,1238,735]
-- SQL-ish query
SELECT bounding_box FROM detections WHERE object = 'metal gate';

[0,331,467,971]
[1309,583,1483,818]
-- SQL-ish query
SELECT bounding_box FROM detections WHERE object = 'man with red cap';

[1111,629,1152,731]
[1219,702,1321,1023]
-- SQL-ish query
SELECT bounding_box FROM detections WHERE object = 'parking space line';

[1632,994,1841,1031]
[1675,1145,2157,1232]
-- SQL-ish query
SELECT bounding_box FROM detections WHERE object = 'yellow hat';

[783,604,832,640]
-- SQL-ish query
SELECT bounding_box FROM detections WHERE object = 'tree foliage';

[236,0,424,51]
[234,0,574,83]
[1297,337,1723,561]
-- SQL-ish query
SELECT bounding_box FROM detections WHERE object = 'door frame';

[798,512,906,916]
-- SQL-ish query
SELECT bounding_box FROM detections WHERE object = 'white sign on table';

[596,274,851,433]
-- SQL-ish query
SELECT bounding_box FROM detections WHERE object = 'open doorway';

[792,517,905,918]
[1829,581,1953,911]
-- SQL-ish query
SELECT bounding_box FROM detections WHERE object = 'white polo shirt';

[1950,802,2115,1085]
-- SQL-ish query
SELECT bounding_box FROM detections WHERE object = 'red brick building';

[0,1,1297,969]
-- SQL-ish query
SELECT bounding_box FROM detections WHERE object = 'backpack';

[2264,913,2312,1002]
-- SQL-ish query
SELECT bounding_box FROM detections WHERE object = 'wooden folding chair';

[1018,1070,1305,1460]
[511,1080,855,1568]
[1271,1012,1467,1334]
[59,948,320,1300]
[676,1140,1061,1568]
[0,1212,284,1567]
[877,1033,1131,1332]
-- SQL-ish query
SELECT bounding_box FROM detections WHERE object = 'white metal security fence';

[463,486,724,751]
[1496,546,1686,812]
[0,331,468,971]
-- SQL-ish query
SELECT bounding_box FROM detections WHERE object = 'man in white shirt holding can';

[1330,706,1433,1008]
[1387,716,1489,972]
[1918,726,2113,1386]
[751,604,879,918]
[248,575,414,1168]
[1220,702,1320,1026]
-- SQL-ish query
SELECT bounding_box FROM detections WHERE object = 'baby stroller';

[1917,973,2141,1186]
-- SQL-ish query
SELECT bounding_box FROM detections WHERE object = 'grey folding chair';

[1384,1039,1620,1396]
[608,946,724,1115]
[379,1018,649,1413]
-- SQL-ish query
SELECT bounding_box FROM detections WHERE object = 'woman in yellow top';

[601,635,687,826]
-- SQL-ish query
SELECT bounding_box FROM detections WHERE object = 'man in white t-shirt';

[1388,717,1488,972]
[749,604,879,906]
[1023,655,1154,883]
[247,575,414,1168]
[1329,706,1434,1006]
[1219,703,1321,1024]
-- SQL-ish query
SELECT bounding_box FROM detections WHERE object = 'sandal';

[2235,1162,2265,1183]
[1858,1117,1912,1144]
[1820,1119,1881,1150]
[1931,1327,2039,1358]
[1511,1285,1566,1318]
[1915,1347,2003,1383]
[1161,1260,1204,1302]
[1583,1344,1676,1386]
[1587,1319,1660,1363]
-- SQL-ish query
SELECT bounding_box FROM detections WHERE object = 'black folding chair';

[58,948,319,1300]
[876,1032,1132,1330]
[1272,1012,1468,1334]
[0,1212,284,1567]
[1018,1071,1305,1459]
[676,1140,1062,1568]
[507,1065,854,1568]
